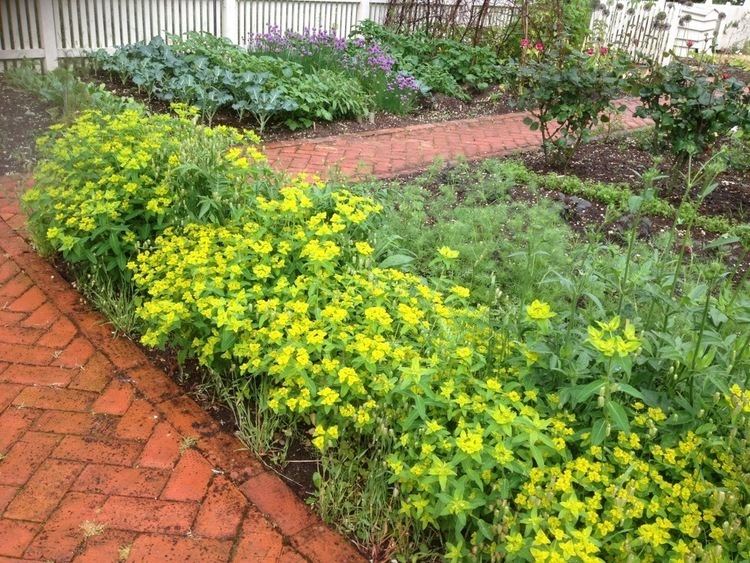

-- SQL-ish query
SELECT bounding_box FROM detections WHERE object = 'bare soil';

[0,78,54,175]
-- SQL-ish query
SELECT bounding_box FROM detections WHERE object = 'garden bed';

[521,136,750,224]
[0,78,54,174]
[91,73,516,142]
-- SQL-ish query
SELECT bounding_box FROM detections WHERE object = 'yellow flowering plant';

[23,106,267,283]
[27,108,750,562]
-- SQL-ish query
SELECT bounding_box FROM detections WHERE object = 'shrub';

[23,106,268,283]
[635,60,750,169]
[507,45,634,167]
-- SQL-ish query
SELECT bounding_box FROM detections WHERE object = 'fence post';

[222,0,240,44]
[38,0,58,71]
[661,7,682,64]
[357,0,371,25]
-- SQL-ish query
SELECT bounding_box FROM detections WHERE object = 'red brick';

[231,509,285,561]
[0,310,25,326]
[12,386,95,411]
[0,364,76,386]
[127,535,232,563]
[99,496,197,534]
[4,459,83,521]
[0,383,23,410]
[20,303,59,328]
[68,352,113,392]
[53,435,142,466]
[24,492,107,561]
[71,529,136,563]
[0,485,18,513]
[116,398,159,441]
[127,365,181,403]
[36,317,77,349]
[160,449,214,502]
[138,422,181,469]
[0,260,20,284]
[292,523,364,563]
[194,476,246,539]
[0,325,42,345]
[33,411,101,435]
[72,465,168,498]
[94,335,145,371]
[0,432,60,486]
[0,342,55,365]
[0,519,39,557]
[91,379,133,415]
[239,471,314,536]
[8,287,46,313]
[53,337,95,368]
[0,407,39,450]
[0,274,32,301]
[278,546,309,563]
[157,397,264,481]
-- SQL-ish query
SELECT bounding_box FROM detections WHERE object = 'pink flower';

[520,38,531,49]
[600,46,609,55]
[686,39,694,48]
[535,41,544,52]
[586,47,594,55]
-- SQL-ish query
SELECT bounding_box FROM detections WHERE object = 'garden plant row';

[22,83,750,560]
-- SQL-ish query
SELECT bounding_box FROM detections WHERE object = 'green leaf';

[606,401,630,433]
[590,419,607,445]
[379,254,414,269]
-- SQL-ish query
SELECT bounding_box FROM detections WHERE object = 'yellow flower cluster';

[24,108,263,283]
[586,316,641,358]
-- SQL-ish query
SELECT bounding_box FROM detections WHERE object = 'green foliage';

[26,110,750,562]
[93,34,373,129]
[507,46,634,167]
[635,60,750,164]
[360,159,576,305]
[355,21,502,98]
[5,65,140,121]
[723,128,750,173]
[22,106,270,284]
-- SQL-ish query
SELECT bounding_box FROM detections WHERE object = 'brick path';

[0,174,362,562]
[264,99,648,179]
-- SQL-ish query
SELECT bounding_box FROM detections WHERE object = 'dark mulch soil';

[89,72,516,142]
[0,78,55,175]
[521,136,750,224]
[516,137,750,275]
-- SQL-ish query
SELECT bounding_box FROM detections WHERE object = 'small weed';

[80,520,105,538]
[179,435,199,454]
[117,543,131,561]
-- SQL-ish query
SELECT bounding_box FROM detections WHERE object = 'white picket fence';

[591,0,750,64]
[0,0,394,71]
[1,0,749,71]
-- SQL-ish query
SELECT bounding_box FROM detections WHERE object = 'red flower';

[535,41,545,52]
[520,38,531,49]
[586,47,595,55]
[600,46,609,55]
[686,39,694,48]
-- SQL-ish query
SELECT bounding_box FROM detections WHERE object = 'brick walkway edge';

[0,175,362,562]
[264,98,647,179]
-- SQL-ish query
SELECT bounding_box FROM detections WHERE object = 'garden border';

[0,173,364,562]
